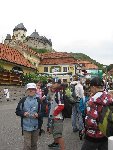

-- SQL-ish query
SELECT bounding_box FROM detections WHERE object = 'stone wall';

[0,86,26,102]
[25,39,52,50]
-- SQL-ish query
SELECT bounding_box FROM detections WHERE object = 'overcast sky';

[0,0,113,65]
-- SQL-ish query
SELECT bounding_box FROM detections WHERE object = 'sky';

[0,0,113,65]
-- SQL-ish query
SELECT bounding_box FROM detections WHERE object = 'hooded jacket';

[85,91,113,140]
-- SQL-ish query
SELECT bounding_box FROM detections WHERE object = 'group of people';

[15,76,113,150]
[16,79,65,150]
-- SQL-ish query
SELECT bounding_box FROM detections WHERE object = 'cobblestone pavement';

[0,101,83,150]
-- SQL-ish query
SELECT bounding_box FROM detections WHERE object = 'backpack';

[98,105,113,137]
[70,84,76,99]
[65,87,76,104]
[62,88,73,118]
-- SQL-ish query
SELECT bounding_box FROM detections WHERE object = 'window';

[44,67,48,72]
[63,67,68,72]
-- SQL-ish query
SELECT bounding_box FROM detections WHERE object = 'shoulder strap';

[36,97,41,113]
[20,97,27,109]
[16,97,26,136]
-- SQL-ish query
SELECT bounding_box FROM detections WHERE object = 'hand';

[24,112,29,117]
[32,113,38,118]
[41,95,46,100]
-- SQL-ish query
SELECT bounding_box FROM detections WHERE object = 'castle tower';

[13,23,27,42]
[4,34,12,44]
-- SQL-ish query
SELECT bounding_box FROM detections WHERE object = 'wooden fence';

[0,71,22,85]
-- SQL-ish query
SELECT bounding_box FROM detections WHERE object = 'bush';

[22,73,52,85]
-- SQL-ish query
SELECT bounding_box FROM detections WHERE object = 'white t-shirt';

[75,82,84,98]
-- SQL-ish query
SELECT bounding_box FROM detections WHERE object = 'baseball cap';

[90,77,104,87]
[26,83,37,90]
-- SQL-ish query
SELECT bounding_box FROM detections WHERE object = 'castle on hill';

[4,23,52,50]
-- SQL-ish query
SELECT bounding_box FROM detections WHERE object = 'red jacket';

[85,91,113,138]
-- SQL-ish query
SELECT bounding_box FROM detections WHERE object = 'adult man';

[81,77,113,150]
[71,78,84,132]
[16,83,42,150]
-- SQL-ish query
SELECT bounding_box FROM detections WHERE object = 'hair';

[90,77,104,87]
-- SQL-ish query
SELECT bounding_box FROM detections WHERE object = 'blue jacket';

[79,96,89,116]
[16,95,42,132]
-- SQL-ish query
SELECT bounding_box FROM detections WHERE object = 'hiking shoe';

[48,142,59,148]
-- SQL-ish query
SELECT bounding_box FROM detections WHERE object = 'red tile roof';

[40,52,73,59]
[39,53,98,69]
[0,43,36,69]
[76,60,98,69]
[39,52,78,65]
[39,57,78,65]
[77,60,91,64]
[84,63,98,69]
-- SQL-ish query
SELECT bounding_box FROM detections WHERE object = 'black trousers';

[81,139,108,150]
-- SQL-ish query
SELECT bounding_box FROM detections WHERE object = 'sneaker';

[48,142,59,148]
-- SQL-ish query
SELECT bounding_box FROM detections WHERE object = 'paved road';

[0,101,83,150]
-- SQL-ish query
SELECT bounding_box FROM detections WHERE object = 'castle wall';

[25,39,52,50]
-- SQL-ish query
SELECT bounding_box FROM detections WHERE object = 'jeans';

[72,103,84,131]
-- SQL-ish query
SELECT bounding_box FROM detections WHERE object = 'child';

[48,82,65,150]
[16,83,42,150]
